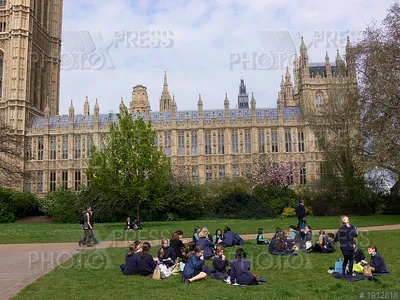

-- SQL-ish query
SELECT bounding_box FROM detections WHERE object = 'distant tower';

[238,77,249,109]
[159,71,172,112]
[130,85,151,117]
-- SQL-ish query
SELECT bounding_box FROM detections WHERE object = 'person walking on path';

[79,207,93,247]
[295,199,306,230]
[335,215,358,276]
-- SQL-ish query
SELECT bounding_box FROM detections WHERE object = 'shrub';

[42,189,84,223]
[0,188,39,223]
[252,185,297,215]
[281,207,296,218]
[218,191,274,219]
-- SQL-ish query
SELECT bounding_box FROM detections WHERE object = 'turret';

[84,96,90,116]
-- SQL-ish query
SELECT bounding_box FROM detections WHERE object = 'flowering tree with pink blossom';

[247,155,299,189]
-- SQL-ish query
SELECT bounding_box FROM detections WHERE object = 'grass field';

[13,230,399,300]
[1,215,399,244]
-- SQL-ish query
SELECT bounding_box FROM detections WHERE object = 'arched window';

[315,91,324,106]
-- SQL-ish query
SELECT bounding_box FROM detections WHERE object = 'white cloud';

[60,0,393,115]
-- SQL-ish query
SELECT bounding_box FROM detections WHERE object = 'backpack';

[79,211,86,224]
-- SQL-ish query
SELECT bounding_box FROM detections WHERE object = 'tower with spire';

[160,71,173,112]
[238,77,249,109]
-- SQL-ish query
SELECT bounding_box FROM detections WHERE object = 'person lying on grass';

[181,246,207,284]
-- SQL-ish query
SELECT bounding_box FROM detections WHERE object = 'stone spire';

[299,37,309,75]
[345,36,355,77]
[198,93,203,118]
[119,97,125,115]
[251,92,256,111]
[94,98,99,120]
[325,51,332,76]
[69,100,74,120]
[84,96,90,116]
[160,71,172,112]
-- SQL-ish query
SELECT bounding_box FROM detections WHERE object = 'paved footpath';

[1,224,399,299]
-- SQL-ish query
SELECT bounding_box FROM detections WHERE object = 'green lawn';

[14,230,399,300]
[1,215,399,244]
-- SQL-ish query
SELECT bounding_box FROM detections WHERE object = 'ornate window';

[178,133,185,156]
[50,136,57,160]
[271,130,278,153]
[231,132,239,154]
[62,171,68,189]
[258,131,265,153]
[37,137,44,160]
[298,130,305,152]
[244,130,251,153]
[300,163,307,185]
[62,136,68,159]
[50,171,56,191]
[285,128,292,153]
[205,133,212,155]
[316,91,324,106]
[218,133,224,154]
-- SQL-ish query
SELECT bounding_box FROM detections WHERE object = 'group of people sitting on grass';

[120,216,389,284]
[120,226,266,285]
[256,225,334,255]
[124,217,142,230]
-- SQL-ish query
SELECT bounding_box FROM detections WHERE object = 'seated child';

[213,229,223,244]
[222,226,245,247]
[158,239,177,266]
[230,248,258,285]
[170,231,186,259]
[120,241,141,275]
[324,233,336,253]
[284,231,295,251]
[181,246,207,284]
[196,231,215,259]
[256,228,270,245]
[133,218,142,230]
[353,242,365,263]
[300,225,313,250]
[211,245,230,280]
[124,217,134,230]
[361,245,389,274]
[180,245,192,263]
[289,225,298,241]
[314,230,327,252]
[138,242,157,276]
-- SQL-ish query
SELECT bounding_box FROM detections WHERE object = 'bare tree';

[355,1,400,190]
[0,120,25,187]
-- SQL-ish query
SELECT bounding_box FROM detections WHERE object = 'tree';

[86,107,171,221]
[302,76,371,210]
[0,120,25,188]
[355,1,400,192]
[247,154,298,188]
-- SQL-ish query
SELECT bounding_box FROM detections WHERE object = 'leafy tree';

[355,2,400,193]
[87,107,170,221]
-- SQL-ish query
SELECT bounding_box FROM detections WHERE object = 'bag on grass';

[353,263,364,274]
[335,257,343,273]
[363,265,373,277]
[305,241,312,250]
[178,262,185,272]
[159,264,174,279]
[152,267,161,280]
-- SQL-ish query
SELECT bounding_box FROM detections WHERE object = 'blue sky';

[60,0,393,115]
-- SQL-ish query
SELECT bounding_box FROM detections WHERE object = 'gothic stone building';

[0,0,62,189]
[21,37,356,194]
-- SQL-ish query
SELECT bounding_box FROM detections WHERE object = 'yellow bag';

[353,263,364,273]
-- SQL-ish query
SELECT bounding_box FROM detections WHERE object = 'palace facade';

[0,2,356,195]
[22,38,355,194]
